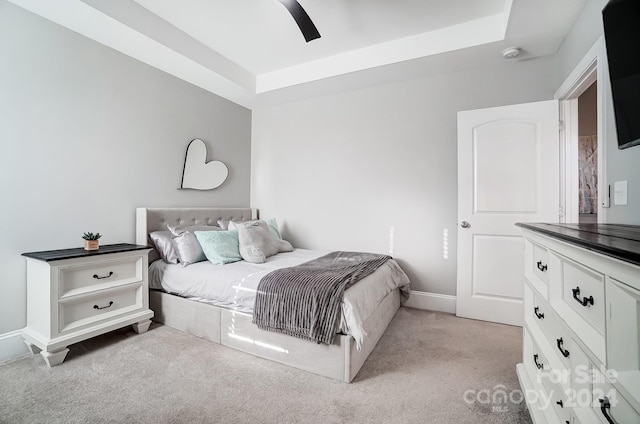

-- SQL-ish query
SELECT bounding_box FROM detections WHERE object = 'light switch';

[614,181,628,205]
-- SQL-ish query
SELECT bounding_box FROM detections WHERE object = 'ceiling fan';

[277,0,321,42]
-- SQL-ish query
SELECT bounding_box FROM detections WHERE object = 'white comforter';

[148,249,410,349]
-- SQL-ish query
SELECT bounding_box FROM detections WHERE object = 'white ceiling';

[133,0,508,74]
[8,0,588,108]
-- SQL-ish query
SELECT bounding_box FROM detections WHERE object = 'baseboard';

[0,330,28,364]
[403,290,456,314]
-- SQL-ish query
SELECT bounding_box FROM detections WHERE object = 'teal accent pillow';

[194,230,242,265]
[265,218,282,240]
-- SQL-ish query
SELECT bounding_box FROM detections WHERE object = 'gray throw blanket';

[252,251,391,345]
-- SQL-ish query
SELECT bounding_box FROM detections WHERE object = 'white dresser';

[22,244,154,366]
[516,223,640,424]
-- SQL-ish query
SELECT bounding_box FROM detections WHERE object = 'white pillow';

[228,218,283,240]
[149,231,180,264]
[167,224,221,266]
[236,221,293,264]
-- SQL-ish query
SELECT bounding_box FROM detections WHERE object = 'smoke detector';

[502,47,521,59]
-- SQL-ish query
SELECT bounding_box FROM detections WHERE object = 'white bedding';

[149,248,410,349]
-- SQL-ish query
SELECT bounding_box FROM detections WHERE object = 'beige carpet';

[0,308,532,424]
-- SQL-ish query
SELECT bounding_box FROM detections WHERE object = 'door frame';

[555,37,608,223]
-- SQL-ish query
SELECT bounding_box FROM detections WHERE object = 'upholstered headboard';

[136,207,258,262]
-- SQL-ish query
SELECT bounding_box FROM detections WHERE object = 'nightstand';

[21,243,154,366]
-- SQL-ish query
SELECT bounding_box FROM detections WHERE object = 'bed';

[136,207,410,382]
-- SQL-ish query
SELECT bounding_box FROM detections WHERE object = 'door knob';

[461,221,470,228]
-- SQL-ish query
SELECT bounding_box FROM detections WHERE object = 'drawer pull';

[533,353,544,370]
[572,286,594,307]
[536,261,548,272]
[556,400,564,408]
[556,337,570,358]
[93,301,114,310]
[599,397,616,424]
[534,306,545,319]
[93,271,114,280]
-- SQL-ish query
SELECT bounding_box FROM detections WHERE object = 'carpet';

[0,308,532,424]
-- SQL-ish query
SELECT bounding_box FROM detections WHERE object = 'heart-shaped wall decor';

[180,139,229,190]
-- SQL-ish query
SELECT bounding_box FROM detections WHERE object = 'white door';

[456,100,559,326]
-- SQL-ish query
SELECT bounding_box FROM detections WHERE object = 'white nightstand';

[21,244,154,366]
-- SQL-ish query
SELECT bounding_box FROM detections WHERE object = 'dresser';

[516,223,640,424]
[22,244,154,366]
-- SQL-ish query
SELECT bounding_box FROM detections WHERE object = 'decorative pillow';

[149,231,180,264]
[167,224,221,266]
[217,219,230,230]
[236,221,293,264]
[194,230,242,265]
[265,218,283,240]
[228,218,283,240]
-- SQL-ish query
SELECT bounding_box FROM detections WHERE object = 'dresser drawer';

[606,278,640,373]
[606,278,640,412]
[570,339,594,402]
[526,283,574,373]
[542,309,574,371]
[592,370,640,424]
[526,285,553,337]
[59,285,141,332]
[533,243,550,284]
[525,239,550,299]
[524,327,551,384]
[560,256,605,335]
[523,327,572,422]
[542,377,572,424]
[525,283,547,327]
[59,256,143,297]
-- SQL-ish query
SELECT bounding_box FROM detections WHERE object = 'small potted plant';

[82,232,102,251]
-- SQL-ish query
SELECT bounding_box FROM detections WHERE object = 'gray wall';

[556,0,640,224]
[555,0,609,88]
[0,2,251,360]
[251,56,556,297]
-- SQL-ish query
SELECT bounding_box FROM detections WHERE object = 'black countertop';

[22,243,150,262]
[515,223,640,267]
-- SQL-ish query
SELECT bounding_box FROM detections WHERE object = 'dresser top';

[22,243,150,262]
[515,223,640,266]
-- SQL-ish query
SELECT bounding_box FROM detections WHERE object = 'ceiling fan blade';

[277,0,321,42]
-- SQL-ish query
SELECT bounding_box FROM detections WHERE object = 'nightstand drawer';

[59,285,141,332]
[59,256,143,297]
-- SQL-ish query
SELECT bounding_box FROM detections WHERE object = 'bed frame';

[136,207,401,382]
